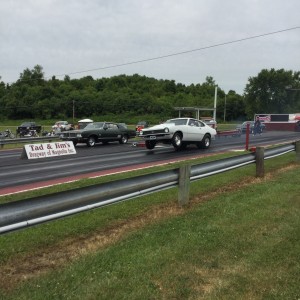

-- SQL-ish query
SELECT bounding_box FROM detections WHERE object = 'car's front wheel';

[197,134,211,149]
[87,136,96,147]
[145,140,156,149]
[119,135,128,144]
[171,132,183,150]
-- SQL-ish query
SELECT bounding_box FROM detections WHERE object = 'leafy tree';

[18,65,45,85]
[244,68,300,117]
[218,90,246,121]
[0,66,249,123]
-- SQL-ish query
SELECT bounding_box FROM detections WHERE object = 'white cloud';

[1,0,299,93]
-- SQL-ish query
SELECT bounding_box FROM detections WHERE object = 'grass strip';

[0,153,299,299]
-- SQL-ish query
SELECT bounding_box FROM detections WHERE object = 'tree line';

[0,65,299,124]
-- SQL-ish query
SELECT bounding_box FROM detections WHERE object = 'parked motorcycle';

[0,129,15,139]
[42,129,56,137]
[19,129,39,138]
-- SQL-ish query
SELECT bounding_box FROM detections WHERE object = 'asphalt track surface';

[0,131,299,196]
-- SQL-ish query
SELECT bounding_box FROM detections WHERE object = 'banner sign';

[21,141,76,159]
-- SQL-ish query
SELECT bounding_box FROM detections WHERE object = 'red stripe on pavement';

[0,152,217,196]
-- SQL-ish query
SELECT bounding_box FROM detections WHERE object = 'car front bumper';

[140,133,173,141]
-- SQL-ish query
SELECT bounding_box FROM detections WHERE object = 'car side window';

[188,120,195,126]
[189,120,200,127]
[106,124,117,130]
[199,121,206,127]
[189,119,199,127]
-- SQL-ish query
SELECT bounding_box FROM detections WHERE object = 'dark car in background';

[52,121,74,132]
[60,122,136,147]
[16,122,42,136]
[200,117,218,130]
[236,121,266,134]
[136,121,149,133]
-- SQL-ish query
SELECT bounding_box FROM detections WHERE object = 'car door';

[187,120,205,141]
[105,123,120,140]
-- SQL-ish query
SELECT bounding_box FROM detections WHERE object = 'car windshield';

[137,121,147,125]
[84,122,104,129]
[164,119,188,126]
[242,121,253,126]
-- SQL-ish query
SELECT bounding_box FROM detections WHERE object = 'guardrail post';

[296,141,300,162]
[245,123,250,150]
[178,164,191,206]
[255,146,265,178]
[0,136,4,149]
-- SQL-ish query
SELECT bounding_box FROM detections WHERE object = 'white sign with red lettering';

[21,141,76,159]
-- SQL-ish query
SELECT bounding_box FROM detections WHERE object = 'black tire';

[73,141,78,147]
[87,136,96,147]
[171,132,183,150]
[197,134,211,149]
[145,140,156,150]
[119,135,128,144]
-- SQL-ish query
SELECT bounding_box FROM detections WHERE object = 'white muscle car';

[139,118,217,150]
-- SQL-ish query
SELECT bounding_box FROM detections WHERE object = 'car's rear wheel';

[171,132,183,150]
[87,136,96,147]
[197,134,211,149]
[119,135,128,144]
[145,140,156,149]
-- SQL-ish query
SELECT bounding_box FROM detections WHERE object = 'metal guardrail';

[0,143,297,234]
[0,136,60,147]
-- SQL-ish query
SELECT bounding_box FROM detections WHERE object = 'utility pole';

[72,100,75,124]
[224,94,227,122]
[213,86,217,120]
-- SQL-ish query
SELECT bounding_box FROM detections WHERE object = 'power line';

[55,26,300,78]
[4,26,300,84]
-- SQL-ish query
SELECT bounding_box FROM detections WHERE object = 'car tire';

[145,140,156,150]
[87,136,96,147]
[171,132,183,150]
[119,135,128,144]
[197,134,211,149]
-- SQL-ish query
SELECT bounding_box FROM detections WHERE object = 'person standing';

[253,116,261,135]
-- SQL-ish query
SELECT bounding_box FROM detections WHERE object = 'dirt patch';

[0,164,298,291]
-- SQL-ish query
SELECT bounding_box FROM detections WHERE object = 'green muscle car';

[60,122,136,147]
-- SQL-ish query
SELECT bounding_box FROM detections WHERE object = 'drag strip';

[0,131,299,195]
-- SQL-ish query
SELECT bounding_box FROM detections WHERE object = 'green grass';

[0,152,299,299]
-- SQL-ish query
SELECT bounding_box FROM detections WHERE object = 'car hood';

[144,123,175,130]
[62,129,84,134]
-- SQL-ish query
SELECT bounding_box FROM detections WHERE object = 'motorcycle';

[42,129,56,137]
[0,129,15,139]
[19,129,39,138]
